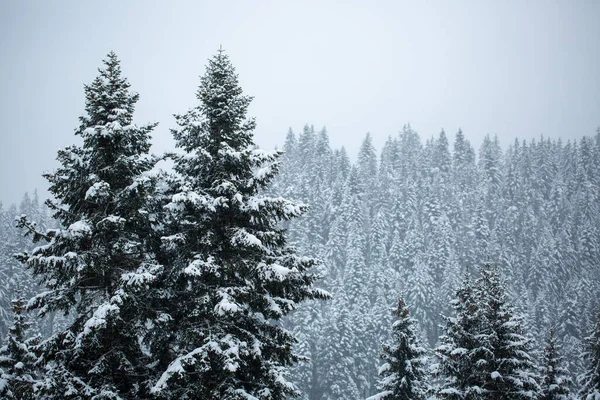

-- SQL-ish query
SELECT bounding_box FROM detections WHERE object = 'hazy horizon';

[1,0,599,206]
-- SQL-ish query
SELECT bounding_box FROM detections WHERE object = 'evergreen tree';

[578,313,600,400]
[16,52,158,398]
[475,265,541,399]
[151,48,328,399]
[318,289,361,400]
[435,266,540,399]
[435,271,487,399]
[0,202,12,334]
[357,133,379,208]
[540,327,572,400]
[435,129,452,177]
[368,298,428,400]
[0,293,39,399]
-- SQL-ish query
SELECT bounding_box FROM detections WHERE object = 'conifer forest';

[1,50,600,400]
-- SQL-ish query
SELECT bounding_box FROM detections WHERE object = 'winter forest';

[0,49,599,400]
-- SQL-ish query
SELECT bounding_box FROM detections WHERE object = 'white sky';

[1,0,599,206]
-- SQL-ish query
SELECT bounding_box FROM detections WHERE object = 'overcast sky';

[1,0,599,206]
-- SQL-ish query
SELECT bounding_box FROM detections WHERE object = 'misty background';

[1,0,599,206]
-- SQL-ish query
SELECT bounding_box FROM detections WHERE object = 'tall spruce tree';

[16,52,158,398]
[540,327,572,400]
[150,48,328,399]
[578,313,600,400]
[368,298,428,400]
[0,293,38,400]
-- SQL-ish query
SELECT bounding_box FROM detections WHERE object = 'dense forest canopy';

[272,124,600,399]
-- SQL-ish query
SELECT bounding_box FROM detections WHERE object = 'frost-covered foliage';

[474,264,541,399]
[16,52,159,398]
[540,327,573,400]
[579,313,600,400]
[0,293,39,399]
[368,298,428,400]
[272,125,600,398]
[434,266,540,399]
[0,192,52,338]
[148,49,329,399]
[434,271,488,399]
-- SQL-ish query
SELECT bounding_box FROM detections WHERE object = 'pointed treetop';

[80,51,139,129]
[174,47,255,156]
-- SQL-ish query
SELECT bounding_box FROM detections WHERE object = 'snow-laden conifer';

[434,271,487,399]
[435,266,540,399]
[0,293,39,399]
[368,298,428,400]
[319,288,361,400]
[540,327,572,400]
[150,48,329,399]
[16,52,158,398]
[475,264,541,399]
[578,313,600,400]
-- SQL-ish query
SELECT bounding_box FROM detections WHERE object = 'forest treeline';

[0,49,599,400]
[272,122,600,398]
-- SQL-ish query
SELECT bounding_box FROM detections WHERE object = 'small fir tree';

[578,313,600,400]
[368,298,428,400]
[0,293,39,399]
[540,327,572,400]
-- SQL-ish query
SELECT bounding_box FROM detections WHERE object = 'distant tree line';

[272,121,600,397]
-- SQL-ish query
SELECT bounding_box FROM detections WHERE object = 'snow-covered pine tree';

[475,264,541,399]
[16,52,159,398]
[150,48,329,399]
[0,202,12,335]
[0,293,39,399]
[368,298,428,400]
[434,270,487,399]
[319,288,361,400]
[578,312,600,400]
[540,327,572,400]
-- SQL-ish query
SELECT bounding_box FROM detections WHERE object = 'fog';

[1,0,599,206]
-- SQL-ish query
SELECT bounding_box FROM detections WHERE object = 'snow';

[151,347,205,393]
[152,336,244,394]
[100,215,126,225]
[253,165,273,181]
[231,228,263,249]
[68,220,92,237]
[234,389,260,400]
[84,181,110,200]
[76,303,120,344]
[183,257,217,277]
[378,362,391,374]
[269,263,292,279]
[584,391,600,400]
[215,291,241,316]
[366,391,393,400]
[491,371,502,379]
[171,191,215,211]
[121,264,159,287]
